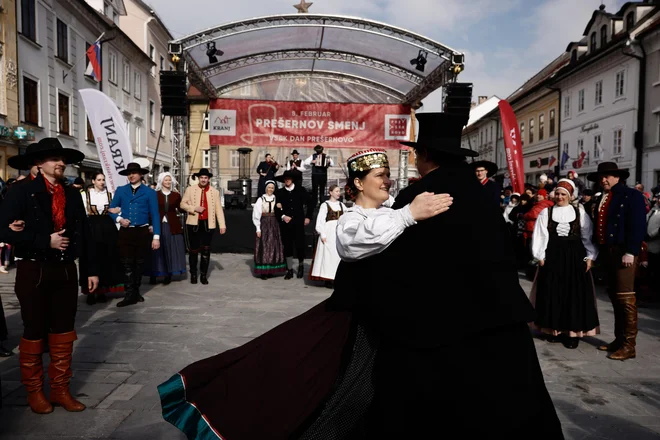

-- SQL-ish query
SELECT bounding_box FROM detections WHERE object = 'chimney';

[478,96,488,105]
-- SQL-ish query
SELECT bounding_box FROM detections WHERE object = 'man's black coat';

[0,172,98,277]
[333,161,535,347]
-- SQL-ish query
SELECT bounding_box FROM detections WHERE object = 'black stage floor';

[211,207,319,258]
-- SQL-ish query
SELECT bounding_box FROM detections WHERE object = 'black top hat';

[73,177,85,185]
[291,149,300,155]
[400,113,477,157]
[8,138,85,170]
[471,160,498,178]
[587,162,630,182]
[118,162,150,176]
[275,170,298,183]
[194,168,213,178]
[314,145,324,152]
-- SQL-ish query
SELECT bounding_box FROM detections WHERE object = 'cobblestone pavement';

[1,253,659,439]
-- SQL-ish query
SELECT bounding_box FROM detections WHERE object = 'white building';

[639,15,660,192]
[17,0,152,180]
[551,2,658,189]
[461,96,501,167]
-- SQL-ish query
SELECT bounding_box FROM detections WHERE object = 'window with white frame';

[240,85,251,96]
[538,113,545,141]
[203,150,210,168]
[657,114,660,143]
[149,45,156,76]
[230,150,240,168]
[615,71,625,98]
[134,71,141,100]
[595,80,603,106]
[57,91,70,135]
[564,95,571,118]
[56,19,68,63]
[160,55,165,71]
[520,122,525,147]
[549,109,555,137]
[529,118,534,144]
[21,0,37,42]
[203,112,209,132]
[123,62,130,93]
[23,76,39,125]
[594,134,602,159]
[109,51,117,84]
[125,120,131,143]
[613,128,623,155]
[577,138,584,154]
[149,100,155,132]
[135,123,141,151]
[578,89,585,112]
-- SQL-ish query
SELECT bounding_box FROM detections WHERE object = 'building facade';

[640,17,660,191]
[552,2,658,189]
[0,0,20,180]
[460,96,500,169]
[16,0,152,180]
[119,0,174,177]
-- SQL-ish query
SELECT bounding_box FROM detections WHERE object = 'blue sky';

[147,0,629,111]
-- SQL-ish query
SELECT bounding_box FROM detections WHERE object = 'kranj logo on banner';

[79,89,132,194]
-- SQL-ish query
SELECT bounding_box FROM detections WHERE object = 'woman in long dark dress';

[81,173,124,304]
[157,150,448,440]
[252,180,287,279]
[147,172,187,285]
[531,178,599,349]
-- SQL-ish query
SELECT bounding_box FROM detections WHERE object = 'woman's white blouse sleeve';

[315,202,328,237]
[531,208,549,261]
[336,205,416,262]
[580,205,598,260]
[252,198,263,232]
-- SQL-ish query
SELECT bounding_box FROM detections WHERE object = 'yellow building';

[0,0,21,181]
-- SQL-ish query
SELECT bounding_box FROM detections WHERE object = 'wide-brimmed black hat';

[471,160,498,177]
[8,138,85,170]
[587,162,630,182]
[275,170,298,182]
[291,149,300,155]
[314,145,324,152]
[400,113,477,157]
[194,168,213,178]
[119,162,149,176]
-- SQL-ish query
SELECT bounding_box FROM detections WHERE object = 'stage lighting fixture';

[206,42,223,64]
[410,50,428,72]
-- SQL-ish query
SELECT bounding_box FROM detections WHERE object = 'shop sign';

[13,127,27,139]
[0,125,12,139]
[580,123,599,133]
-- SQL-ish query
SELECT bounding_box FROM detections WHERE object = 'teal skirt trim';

[157,373,224,440]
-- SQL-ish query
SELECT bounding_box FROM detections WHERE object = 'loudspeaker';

[443,82,473,119]
[160,70,188,116]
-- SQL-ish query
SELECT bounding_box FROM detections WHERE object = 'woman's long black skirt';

[534,236,599,335]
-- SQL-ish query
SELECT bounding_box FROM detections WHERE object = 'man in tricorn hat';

[285,149,305,186]
[333,110,563,437]
[0,138,99,414]
[471,159,500,207]
[588,162,646,360]
[304,145,334,206]
[109,162,161,307]
[275,169,313,279]
[180,168,226,284]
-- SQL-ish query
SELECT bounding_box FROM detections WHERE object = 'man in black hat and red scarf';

[108,162,161,307]
[0,138,99,414]
[275,170,313,279]
[588,162,646,361]
[333,110,563,438]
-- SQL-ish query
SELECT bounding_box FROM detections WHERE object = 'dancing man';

[181,168,227,285]
[0,138,99,414]
[109,162,161,308]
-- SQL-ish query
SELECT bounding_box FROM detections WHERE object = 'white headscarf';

[156,172,178,192]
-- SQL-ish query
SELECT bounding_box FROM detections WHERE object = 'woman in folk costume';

[531,178,599,349]
[81,172,124,305]
[252,180,287,279]
[147,172,187,285]
[309,184,346,288]
[157,149,450,440]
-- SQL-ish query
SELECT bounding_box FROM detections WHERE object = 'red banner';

[209,99,412,149]
[498,100,525,195]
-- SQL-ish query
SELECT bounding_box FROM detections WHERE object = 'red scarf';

[481,178,488,186]
[44,178,66,231]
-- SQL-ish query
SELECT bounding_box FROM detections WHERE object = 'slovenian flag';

[85,41,102,81]
[560,149,570,170]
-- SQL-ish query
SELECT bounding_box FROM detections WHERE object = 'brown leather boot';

[598,289,624,352]
[48,331,86,411]
[608,293,637,361]
[18,338,53,414]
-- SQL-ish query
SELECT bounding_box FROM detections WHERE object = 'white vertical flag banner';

[79,89,133,193]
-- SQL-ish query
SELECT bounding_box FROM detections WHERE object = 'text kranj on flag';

[79,89,132,193]
[498,100,525,195]
[85,41,102,81]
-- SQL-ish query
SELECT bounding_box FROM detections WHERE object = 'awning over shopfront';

[173,14,466,105]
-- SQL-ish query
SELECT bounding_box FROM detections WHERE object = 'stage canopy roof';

[173,14,466,105]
